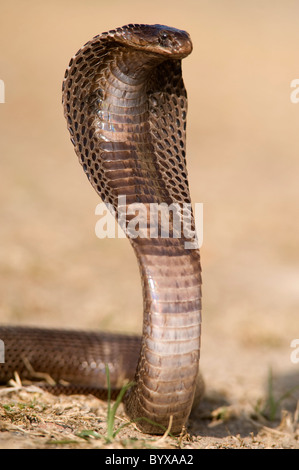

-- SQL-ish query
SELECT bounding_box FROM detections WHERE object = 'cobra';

[0,24,203,435]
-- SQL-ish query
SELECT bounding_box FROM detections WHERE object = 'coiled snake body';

[0,24,202,435]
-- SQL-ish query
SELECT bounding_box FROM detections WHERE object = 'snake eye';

[158,31,170,46]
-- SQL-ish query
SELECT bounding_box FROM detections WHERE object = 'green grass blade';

[105,363,135,441]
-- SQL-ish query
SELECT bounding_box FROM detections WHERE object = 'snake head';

[105,24,193,59]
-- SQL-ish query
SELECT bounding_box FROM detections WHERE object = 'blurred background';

[0,0,298,405]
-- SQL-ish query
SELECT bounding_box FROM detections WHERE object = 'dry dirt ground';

[0,0,298,449]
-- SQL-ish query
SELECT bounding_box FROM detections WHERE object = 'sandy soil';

[0,0,298,449]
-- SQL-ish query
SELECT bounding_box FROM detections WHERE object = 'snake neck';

[109,48,164,81]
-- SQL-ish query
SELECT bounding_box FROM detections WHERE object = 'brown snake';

[0,24,203,435]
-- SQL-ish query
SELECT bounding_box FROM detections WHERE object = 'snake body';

[0,24,202,434]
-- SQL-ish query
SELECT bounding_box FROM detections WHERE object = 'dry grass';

[0,377,298,449]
